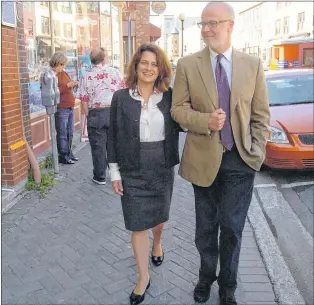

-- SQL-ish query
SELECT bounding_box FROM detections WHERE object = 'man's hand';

[112,180,123,196]
[208,108,226,131]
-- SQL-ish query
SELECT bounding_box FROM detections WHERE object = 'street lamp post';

[127,11,137,63]
[179,13,185,57]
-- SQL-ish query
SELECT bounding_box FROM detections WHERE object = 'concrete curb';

[248,192,306,305]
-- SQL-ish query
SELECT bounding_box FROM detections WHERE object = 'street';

[255,168,313,305]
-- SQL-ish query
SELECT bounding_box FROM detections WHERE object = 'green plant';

[26,155,58,198]
[39,155,53,170]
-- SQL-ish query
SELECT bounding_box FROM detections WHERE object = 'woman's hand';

[67,81,78,88]
[112,180,123,196]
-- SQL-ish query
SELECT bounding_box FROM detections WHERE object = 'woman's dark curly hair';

[125,43,172,92]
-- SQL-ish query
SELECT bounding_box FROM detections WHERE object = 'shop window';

[53,2,58,11]
[302,48,314,67]
[87,2,99,13]
[28,19,33,35]
[297,12,305,32]
[54,21,60,36]
[64,23,73,38]
[41,16,50,35]
[61,2,72,14]
[275,19,281,36]
[283,17,290,34]
[23,1,114,118]
[76,3,83,14]
[40,2,48,8]
[262,48,267,61]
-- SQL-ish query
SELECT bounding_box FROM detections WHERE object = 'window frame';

[41,16,50,35]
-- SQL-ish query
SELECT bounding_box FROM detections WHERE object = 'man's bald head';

[202,2,235,21]
[90,47,106,65]
[200,2,235,53]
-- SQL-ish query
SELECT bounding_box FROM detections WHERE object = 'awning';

[55,39,77,50]
[149,23,161,40]
[38,38,60,48]
[122,21,161,40]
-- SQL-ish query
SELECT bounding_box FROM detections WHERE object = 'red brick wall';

[16,2,32,146]
[1,25,29,186]
[135,2,150,47]
[123,2,151,48]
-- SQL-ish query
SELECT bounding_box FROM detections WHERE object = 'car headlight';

[267,126,289,144]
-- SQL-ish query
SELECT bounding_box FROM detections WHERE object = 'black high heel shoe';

[129,280,151,305]
[151,247,164,267]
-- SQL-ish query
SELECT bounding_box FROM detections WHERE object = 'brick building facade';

[122,2,161,69]
[1,21,29,186]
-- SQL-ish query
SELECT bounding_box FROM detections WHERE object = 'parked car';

[264,69,314,169]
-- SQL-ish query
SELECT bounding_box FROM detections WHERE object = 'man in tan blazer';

[171,2,270,305]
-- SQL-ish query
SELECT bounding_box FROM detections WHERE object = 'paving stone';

[6,281,43,298]
[238,267,268,275]
[242,282,273,292]
[104,278,134,294]
[39,274,66,296]
[245,291,276,302]
[146,277,176,298]
[241,274,271,283]
[168,287,195,304]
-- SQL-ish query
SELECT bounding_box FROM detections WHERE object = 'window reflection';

[23,1,116,114]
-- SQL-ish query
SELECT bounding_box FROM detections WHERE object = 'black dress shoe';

[129,280,150,305]
[194,280,212,303]
[219,291,237,305]
[151,247,164,266]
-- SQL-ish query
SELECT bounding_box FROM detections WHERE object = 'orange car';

[264,69,314,169]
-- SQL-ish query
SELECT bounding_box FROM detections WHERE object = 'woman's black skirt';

[120,141,174,231]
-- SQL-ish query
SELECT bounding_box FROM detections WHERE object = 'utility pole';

[49,2,55,54]
[128,15,132,63]
[47,2,59,177]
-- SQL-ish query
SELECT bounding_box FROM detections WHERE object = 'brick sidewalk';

[2,144,277,305]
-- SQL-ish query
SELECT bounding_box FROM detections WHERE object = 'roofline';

[238,2,264,15]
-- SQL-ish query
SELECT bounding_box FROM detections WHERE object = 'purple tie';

[215,54,234,151]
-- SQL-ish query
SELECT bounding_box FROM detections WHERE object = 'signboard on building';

[151,2,166,15]
[1,1,16,27]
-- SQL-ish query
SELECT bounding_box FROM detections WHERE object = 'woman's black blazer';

[107,87,181,172]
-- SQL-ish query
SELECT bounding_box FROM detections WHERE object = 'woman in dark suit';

[108,43,182,305]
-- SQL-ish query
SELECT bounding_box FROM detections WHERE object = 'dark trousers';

[55,108,74,162]
[193,146,256,296]
[87,108,110,180]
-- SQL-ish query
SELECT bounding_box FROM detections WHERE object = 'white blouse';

[109,89,165,181]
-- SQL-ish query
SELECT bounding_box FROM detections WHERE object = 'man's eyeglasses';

[197,20,230,29]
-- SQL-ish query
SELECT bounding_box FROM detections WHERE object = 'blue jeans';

[55,108,74,162]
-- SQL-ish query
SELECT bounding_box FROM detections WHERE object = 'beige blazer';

[171,47,270,187]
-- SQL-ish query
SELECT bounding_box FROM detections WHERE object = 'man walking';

[171,2,270,304]
[77,48,124,184]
